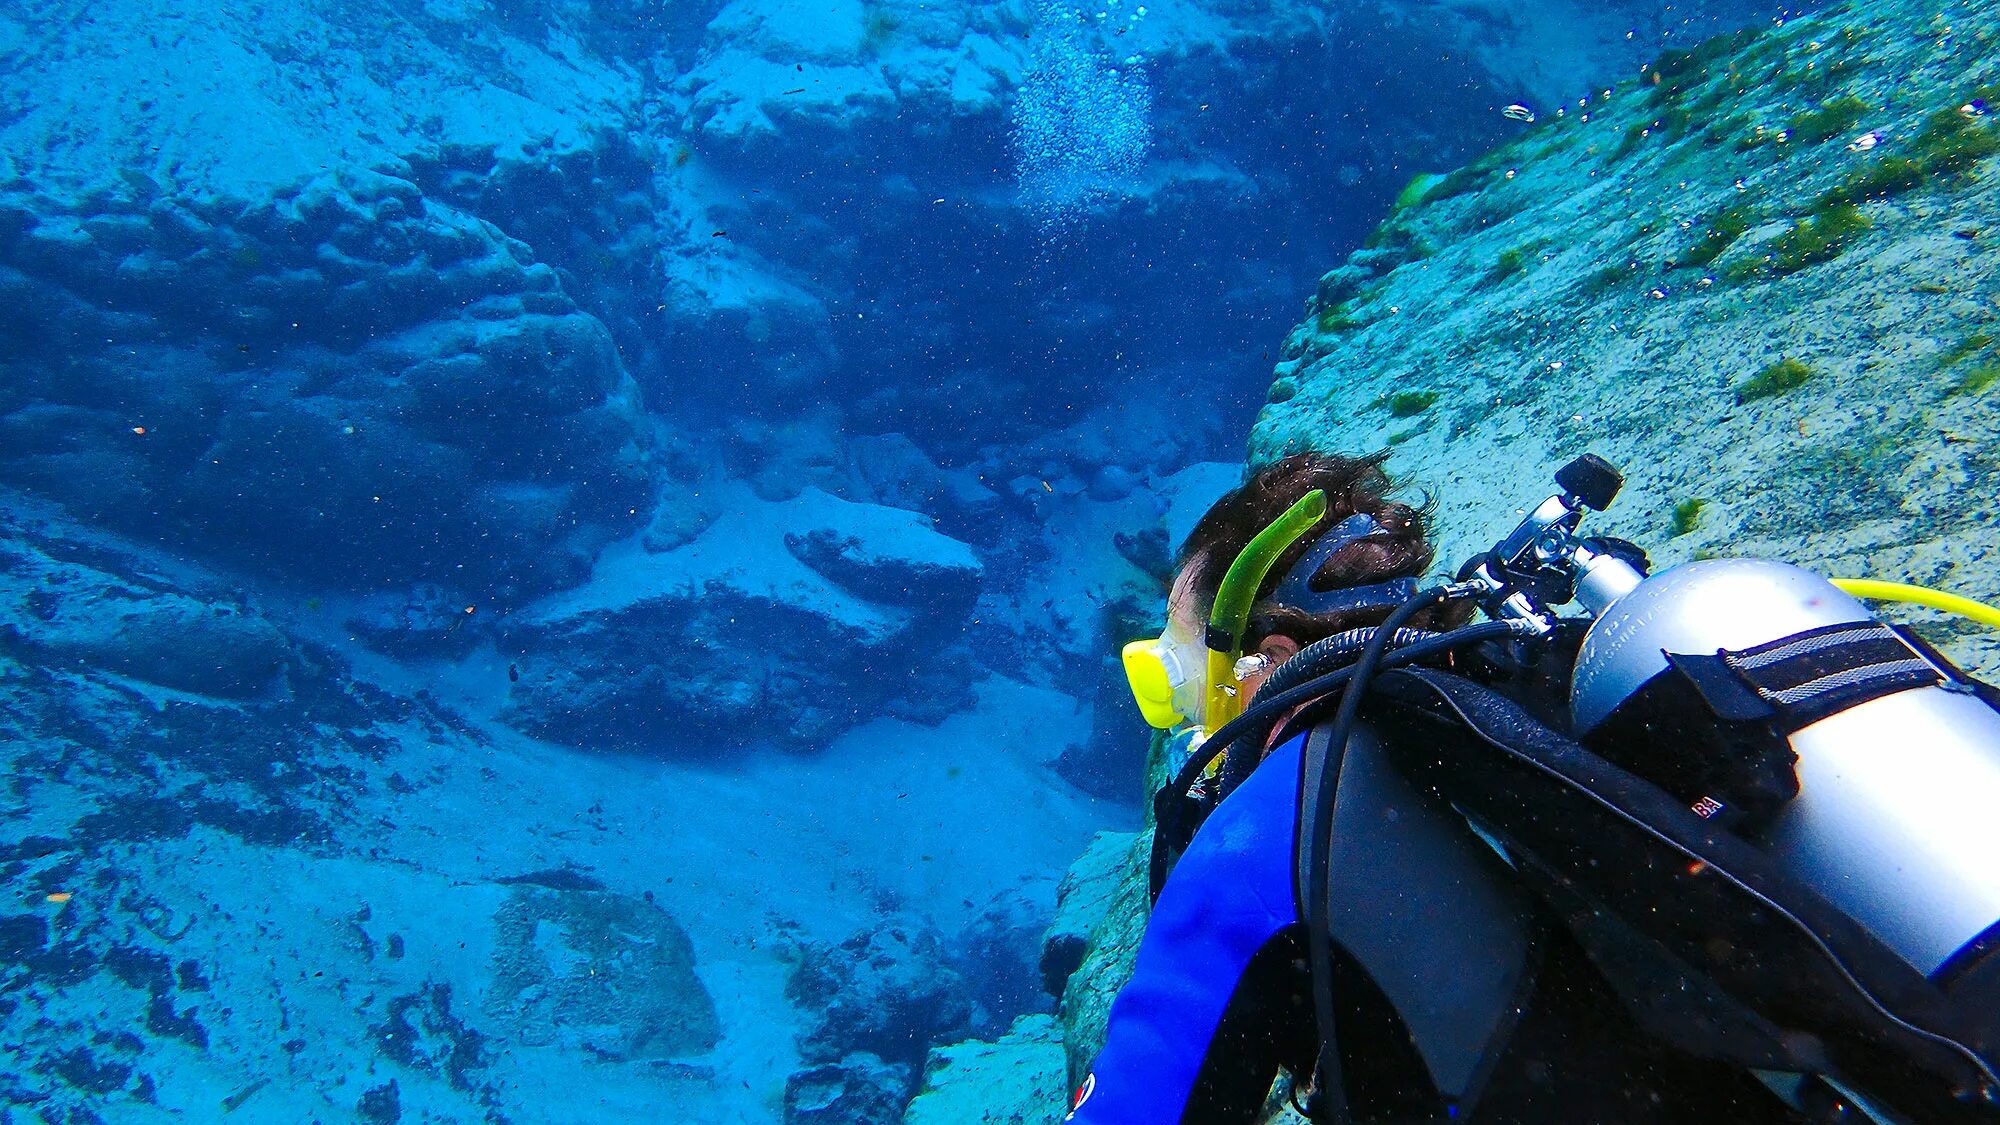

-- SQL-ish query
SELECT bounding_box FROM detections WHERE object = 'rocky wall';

[1254,0,2000,671]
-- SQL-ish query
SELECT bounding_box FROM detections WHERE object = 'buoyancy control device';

[1150,453,2000,1125]
[1457,454,2000,988]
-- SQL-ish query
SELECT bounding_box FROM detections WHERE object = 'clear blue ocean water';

[2,0,1996,1120]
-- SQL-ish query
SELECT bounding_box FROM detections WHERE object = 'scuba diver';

[1071,450,2000,1125]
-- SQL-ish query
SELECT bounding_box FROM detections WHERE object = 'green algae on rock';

[1385,389,1441,418]
[1763,203,1872,276]
[1670,497,1709,538]
[1953,363,2000,398]
[1737,357,1817,404]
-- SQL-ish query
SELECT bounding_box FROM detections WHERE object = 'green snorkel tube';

[1199,488,1330,738]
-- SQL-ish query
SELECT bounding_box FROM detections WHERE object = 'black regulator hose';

[1149,615,1516,901]
[1219,626,1440,796]
[1301,585,1453,1124]
[1261,627,1441,700]
[1165,620,1511,809]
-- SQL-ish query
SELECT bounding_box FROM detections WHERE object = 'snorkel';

[1197,488,1329,734]
[1122,488,1330,738]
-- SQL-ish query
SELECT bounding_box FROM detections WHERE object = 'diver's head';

[1125,451,1462,732]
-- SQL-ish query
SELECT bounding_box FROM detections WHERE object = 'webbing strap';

[1716,620,1942,730]
[1731,623,1883,669]
[1757,659,1936,708]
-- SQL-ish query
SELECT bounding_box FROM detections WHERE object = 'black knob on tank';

[1556,454,1622,511]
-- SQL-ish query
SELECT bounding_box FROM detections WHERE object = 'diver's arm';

[1067,738,1307,1124]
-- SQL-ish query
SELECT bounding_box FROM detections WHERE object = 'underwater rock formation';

[843,432,1003,545]
[0,501,732,1119]
[787,917,976,1069]
[782,914,980,1120]
[954,885,1060,1035]
[0,0,645,197]
[0,173,656,596]
[652,0,1792,446]
[1036,830,1137,1003]
[0,532,293,699]
[902,1013,1069,1125]
[343,582,502,659]
[485,885,719,1061]
[1253,0,2000,671]
[502,485,982,753]
[1051,748,1175,1086]
[0,2,1862,1121]
[783,499,983,613]
[783,1051,915,1125]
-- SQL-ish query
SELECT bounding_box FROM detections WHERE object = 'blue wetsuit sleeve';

[1066,736,1305,1124]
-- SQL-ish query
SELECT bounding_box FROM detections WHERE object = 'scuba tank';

[1459,454,2000,983]
[1570,557,2000,980]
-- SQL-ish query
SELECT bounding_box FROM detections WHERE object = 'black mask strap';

[1269,514,1419,616]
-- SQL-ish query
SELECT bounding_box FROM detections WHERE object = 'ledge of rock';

[0,522,291,699]
[903,1013,1068,1125]
[502,486,983,753]
[783,498,982,611]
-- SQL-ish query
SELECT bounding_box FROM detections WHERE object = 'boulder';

[842,434,1001,532]
[483,886,719,1061]
[954,885,1057,1035]
[846,432,950,513]
[787,917,974,1068]
[782,498,982,613]
[0,531,290,699]
[342,584,493,659]
[1057,790,1168,1086]
[1087,465,1142,503]
[903,1014,1068,1125]
[782,1052,912,1125]
[0,176,656,596]
[1038,832,1138,1003]
[502,486,981,753]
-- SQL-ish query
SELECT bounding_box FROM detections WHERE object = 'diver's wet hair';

[1180,451,1466,643]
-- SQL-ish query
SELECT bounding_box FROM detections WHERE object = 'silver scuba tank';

[1570,557,2000,979]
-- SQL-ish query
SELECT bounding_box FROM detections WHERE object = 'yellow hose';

[1830,578,2000,630]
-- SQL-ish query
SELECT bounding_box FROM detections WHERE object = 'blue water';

[8,0,1968,1120]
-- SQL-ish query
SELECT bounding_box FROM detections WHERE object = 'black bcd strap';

[1362,667,2000,1123]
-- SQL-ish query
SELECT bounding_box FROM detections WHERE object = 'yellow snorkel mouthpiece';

[1122,638,1188,729]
